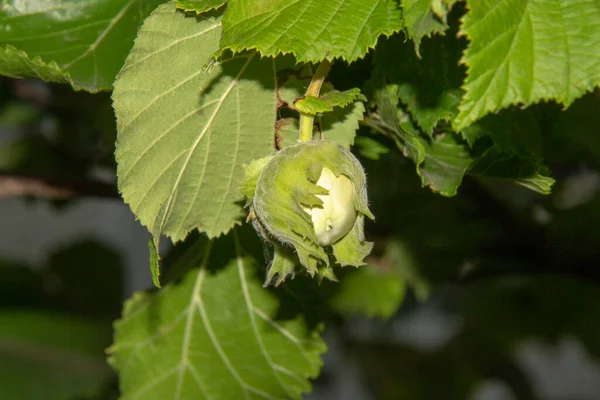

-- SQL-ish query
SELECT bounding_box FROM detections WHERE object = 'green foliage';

[354,136,390,160]
[468,148,555,194]
[368,35,555,196]
[369,30,464,136]
[319,88,367,108]
[369,83,473,196]
[219,0,403,62]
[148,239,161,288]
[114,4,277,242]
[0,240,123,400]
[278,77,365,149]
[294,96,335,114]
[0,311,113,400]
[331,264,406,319]
[320,101,366,148]
[109,234,325,400]
[2,0,600,399]
[0,0,164,91]
[295,89,365,115]
[400,0,457,53]
[0,46,74,87]
[455,0,600,129]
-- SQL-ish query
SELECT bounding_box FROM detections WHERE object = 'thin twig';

[0,172,119,199]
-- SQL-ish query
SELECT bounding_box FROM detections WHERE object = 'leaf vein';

[155,53,255,237]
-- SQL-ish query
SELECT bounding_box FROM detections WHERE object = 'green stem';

[298,60,332,142]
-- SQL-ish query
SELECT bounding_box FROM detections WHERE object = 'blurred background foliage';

[2,68,600,399]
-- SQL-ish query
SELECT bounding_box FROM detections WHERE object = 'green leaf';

[114,4,278,242]
[369,66,553,196]
[469,148,555,195]
[371,83,472,196]
[0,46,73,87]
[320,101,366,148]
[371,84,425,165]
[219,0,403,62]
[294,96,334,114]
[331,264,406,319]
[0,100,39,128]
[149,239,161,288]
[278,76,307,109]
[240,155,273,201]
[400,0,457,53]
[109,234,326,400]
[0,0,164,91]
[419,133,473,197]
[354,136,390,160]
[320,88,367,108]
[384,239,430,301]
[454,0,600,130]
[470,109,544,159]
[551,91,600,167]
[369,25,465,136]
[176,0,226,13]
[295,89,365,115]
[278,77,365,149]
[275,117,300,149]
[0,311,112,400]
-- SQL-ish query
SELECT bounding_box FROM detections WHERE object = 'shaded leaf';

[419,133,473,197]
[0,0,164,91]
[400,0,457,54]
[319,101,365,148]
[114,4,277,242]
[469,148,555,195]
[109,234,326,400]
[370,83,472,196]
[354,136,390,160]
[384,239,431,300]
[549,91,600,167]
[455,0,600,130]
[369,23,465,136]
[469,109,544,159]
[369,71,553,196]
[219,0,403,62]
[331,264,406,319]
[0,311,112,400]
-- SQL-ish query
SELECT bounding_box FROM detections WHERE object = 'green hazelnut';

[241,140,374,286]
[302,167,357,246]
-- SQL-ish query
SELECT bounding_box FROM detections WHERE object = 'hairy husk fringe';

[241,140,374,286]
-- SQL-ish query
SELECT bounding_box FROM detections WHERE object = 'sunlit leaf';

[114,4,277,241]
[455,0,600,130]
[219,0,403,62]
